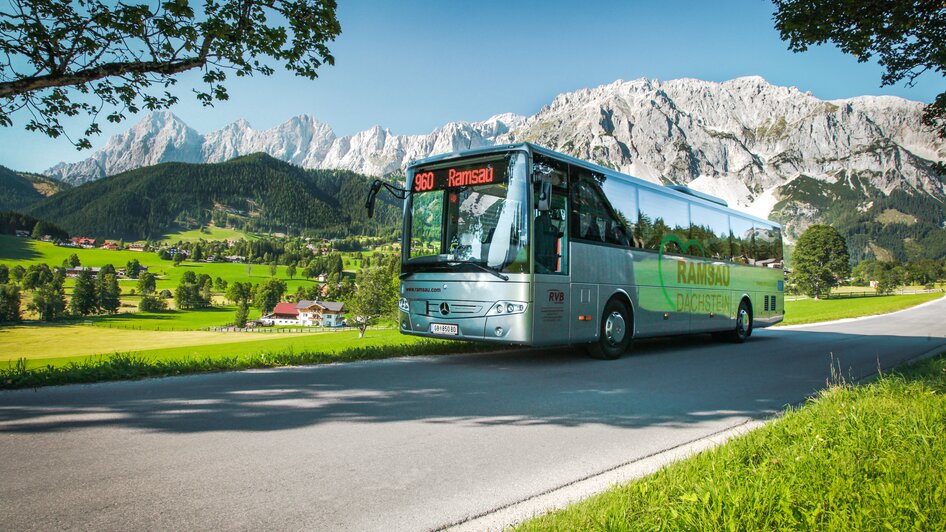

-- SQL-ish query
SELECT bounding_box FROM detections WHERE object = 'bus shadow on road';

[0,330,943,435]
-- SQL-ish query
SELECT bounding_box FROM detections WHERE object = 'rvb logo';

[548,289,565,304]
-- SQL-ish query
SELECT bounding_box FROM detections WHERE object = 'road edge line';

[441,418,768,532]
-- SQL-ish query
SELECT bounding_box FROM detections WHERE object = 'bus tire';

[728,299,752,343]
[589,299,632,360]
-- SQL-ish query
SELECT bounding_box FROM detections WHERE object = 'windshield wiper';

[447,261,509,281]
[401,257,510,281]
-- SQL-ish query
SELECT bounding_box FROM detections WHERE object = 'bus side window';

[570,167,629,246]
[638,189,689,252]
[690,204,730,259]
[729,216,756,264]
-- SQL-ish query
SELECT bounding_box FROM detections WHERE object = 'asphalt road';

[2,297,945,531]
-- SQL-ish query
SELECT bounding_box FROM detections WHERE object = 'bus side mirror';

[537,179,552,211]
[365,180,384,219]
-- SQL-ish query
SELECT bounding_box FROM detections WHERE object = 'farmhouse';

[65,266,101,278]
[297,300,346,327]
[259,302,301,326]
[100,242,119,251]
[259,300,346,327]
[71,236,96,248]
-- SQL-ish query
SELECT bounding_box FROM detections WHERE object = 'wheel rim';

[604,311,626,346]
[736,308,749,337]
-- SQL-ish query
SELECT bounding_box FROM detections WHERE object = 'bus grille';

[424,301,484,316]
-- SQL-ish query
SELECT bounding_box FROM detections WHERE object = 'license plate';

[431,323,459,335]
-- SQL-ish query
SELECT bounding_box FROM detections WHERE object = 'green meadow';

[0,233,324,298]
[160,226,257,243]
[780,292,943,326]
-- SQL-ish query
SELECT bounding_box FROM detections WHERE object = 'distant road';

[2,297,945,531]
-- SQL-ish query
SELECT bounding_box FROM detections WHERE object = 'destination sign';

[412,159,507,192]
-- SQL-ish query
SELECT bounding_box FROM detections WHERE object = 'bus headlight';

[398,298,410,312]
[493,301,527,315]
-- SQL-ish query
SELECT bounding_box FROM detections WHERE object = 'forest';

[21,153,403,240]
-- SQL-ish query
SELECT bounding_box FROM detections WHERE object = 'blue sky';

[2,0,943,172]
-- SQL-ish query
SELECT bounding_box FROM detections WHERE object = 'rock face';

[45,111,204,185]
[508,77,944,220]
[45,110,527,184]
[44,76,945,226]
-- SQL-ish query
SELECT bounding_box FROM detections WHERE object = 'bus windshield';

[405,152,530,275]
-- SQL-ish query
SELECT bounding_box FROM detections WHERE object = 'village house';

[71,236,96,248]
[65,266,101,278]
[296,300,346,327]
[259,302,302,326]
[128,243,146,252]
[100,242,119,251]
[15,229,29,238]
[116,266,148,278]
[259,300,346,327]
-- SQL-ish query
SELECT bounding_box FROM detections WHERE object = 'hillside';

[0,166,68,211]
[28,153,402,240]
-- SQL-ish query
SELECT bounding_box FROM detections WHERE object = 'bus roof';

[408,142,781,228]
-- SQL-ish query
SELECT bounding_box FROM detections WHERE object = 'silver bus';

[377,143,784,359]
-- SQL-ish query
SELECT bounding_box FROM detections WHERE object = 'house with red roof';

[259,300,346,327]
[258,302,300,326]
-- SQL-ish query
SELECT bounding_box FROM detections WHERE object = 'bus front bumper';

[399,310,532,344]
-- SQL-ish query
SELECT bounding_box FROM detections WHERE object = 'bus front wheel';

[589,299,632,360]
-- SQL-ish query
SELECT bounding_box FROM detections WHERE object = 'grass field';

[781,292,943,326]
[0,327,419,369]
[161,226,256,242]
[86,304,262,330]
[516,354,946,531]
[0,234,322,301]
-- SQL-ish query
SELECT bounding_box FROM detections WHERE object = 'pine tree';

[70,269,99,315]
[234,303,249,328]
[126,259,142,278]
[136,272,157,295]
[0,284,21,322]
[98,274,121,314]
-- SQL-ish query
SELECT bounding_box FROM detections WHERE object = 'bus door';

[531,186,570,346]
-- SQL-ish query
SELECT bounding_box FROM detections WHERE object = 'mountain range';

[21,76,946,259]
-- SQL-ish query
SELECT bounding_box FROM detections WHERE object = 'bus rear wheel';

[728,299,752,343]
[589,300,632,360]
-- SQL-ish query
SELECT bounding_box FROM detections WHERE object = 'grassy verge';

[0,336,501,389]
[4,328,415,369]
[516,354,946,531]
[781,291,943,326]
